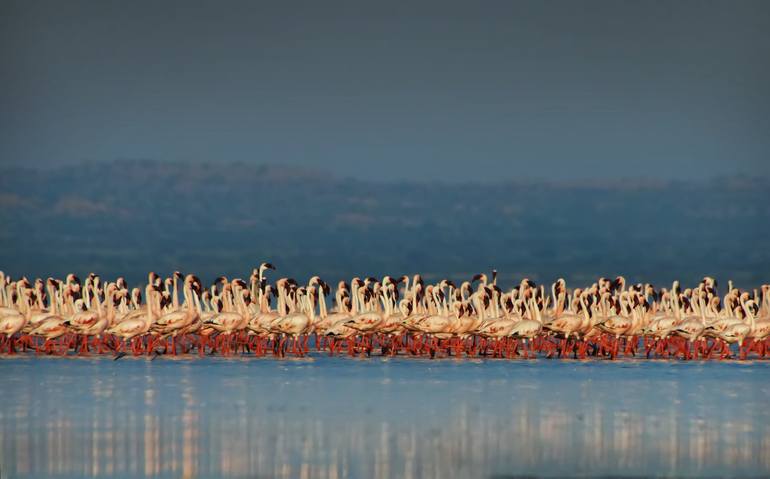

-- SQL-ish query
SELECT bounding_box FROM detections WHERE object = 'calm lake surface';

[0,356,768,479]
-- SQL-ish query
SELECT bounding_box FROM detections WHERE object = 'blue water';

[0,356,768,478]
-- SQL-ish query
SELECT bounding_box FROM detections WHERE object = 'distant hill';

[1,160,768,288]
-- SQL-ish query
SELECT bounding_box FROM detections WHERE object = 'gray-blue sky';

[1,0,768,181]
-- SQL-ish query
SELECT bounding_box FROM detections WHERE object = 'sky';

[1,0,768,182]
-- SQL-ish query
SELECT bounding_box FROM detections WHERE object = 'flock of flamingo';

[1,265,769,360]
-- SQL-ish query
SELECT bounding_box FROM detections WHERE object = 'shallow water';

[0,356,768,479]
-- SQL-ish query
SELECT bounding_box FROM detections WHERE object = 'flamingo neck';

[172,276,180,309]
[319,287,327,318]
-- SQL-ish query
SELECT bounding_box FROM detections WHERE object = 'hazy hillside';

[1,160,768,287]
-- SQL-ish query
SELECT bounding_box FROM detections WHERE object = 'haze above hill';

[2,0,769,182]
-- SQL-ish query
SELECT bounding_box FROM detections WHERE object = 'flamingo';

[106,284,159,355]
[151,275,202,354]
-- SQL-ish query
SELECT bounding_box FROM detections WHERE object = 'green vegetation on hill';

[1,160,767,287]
